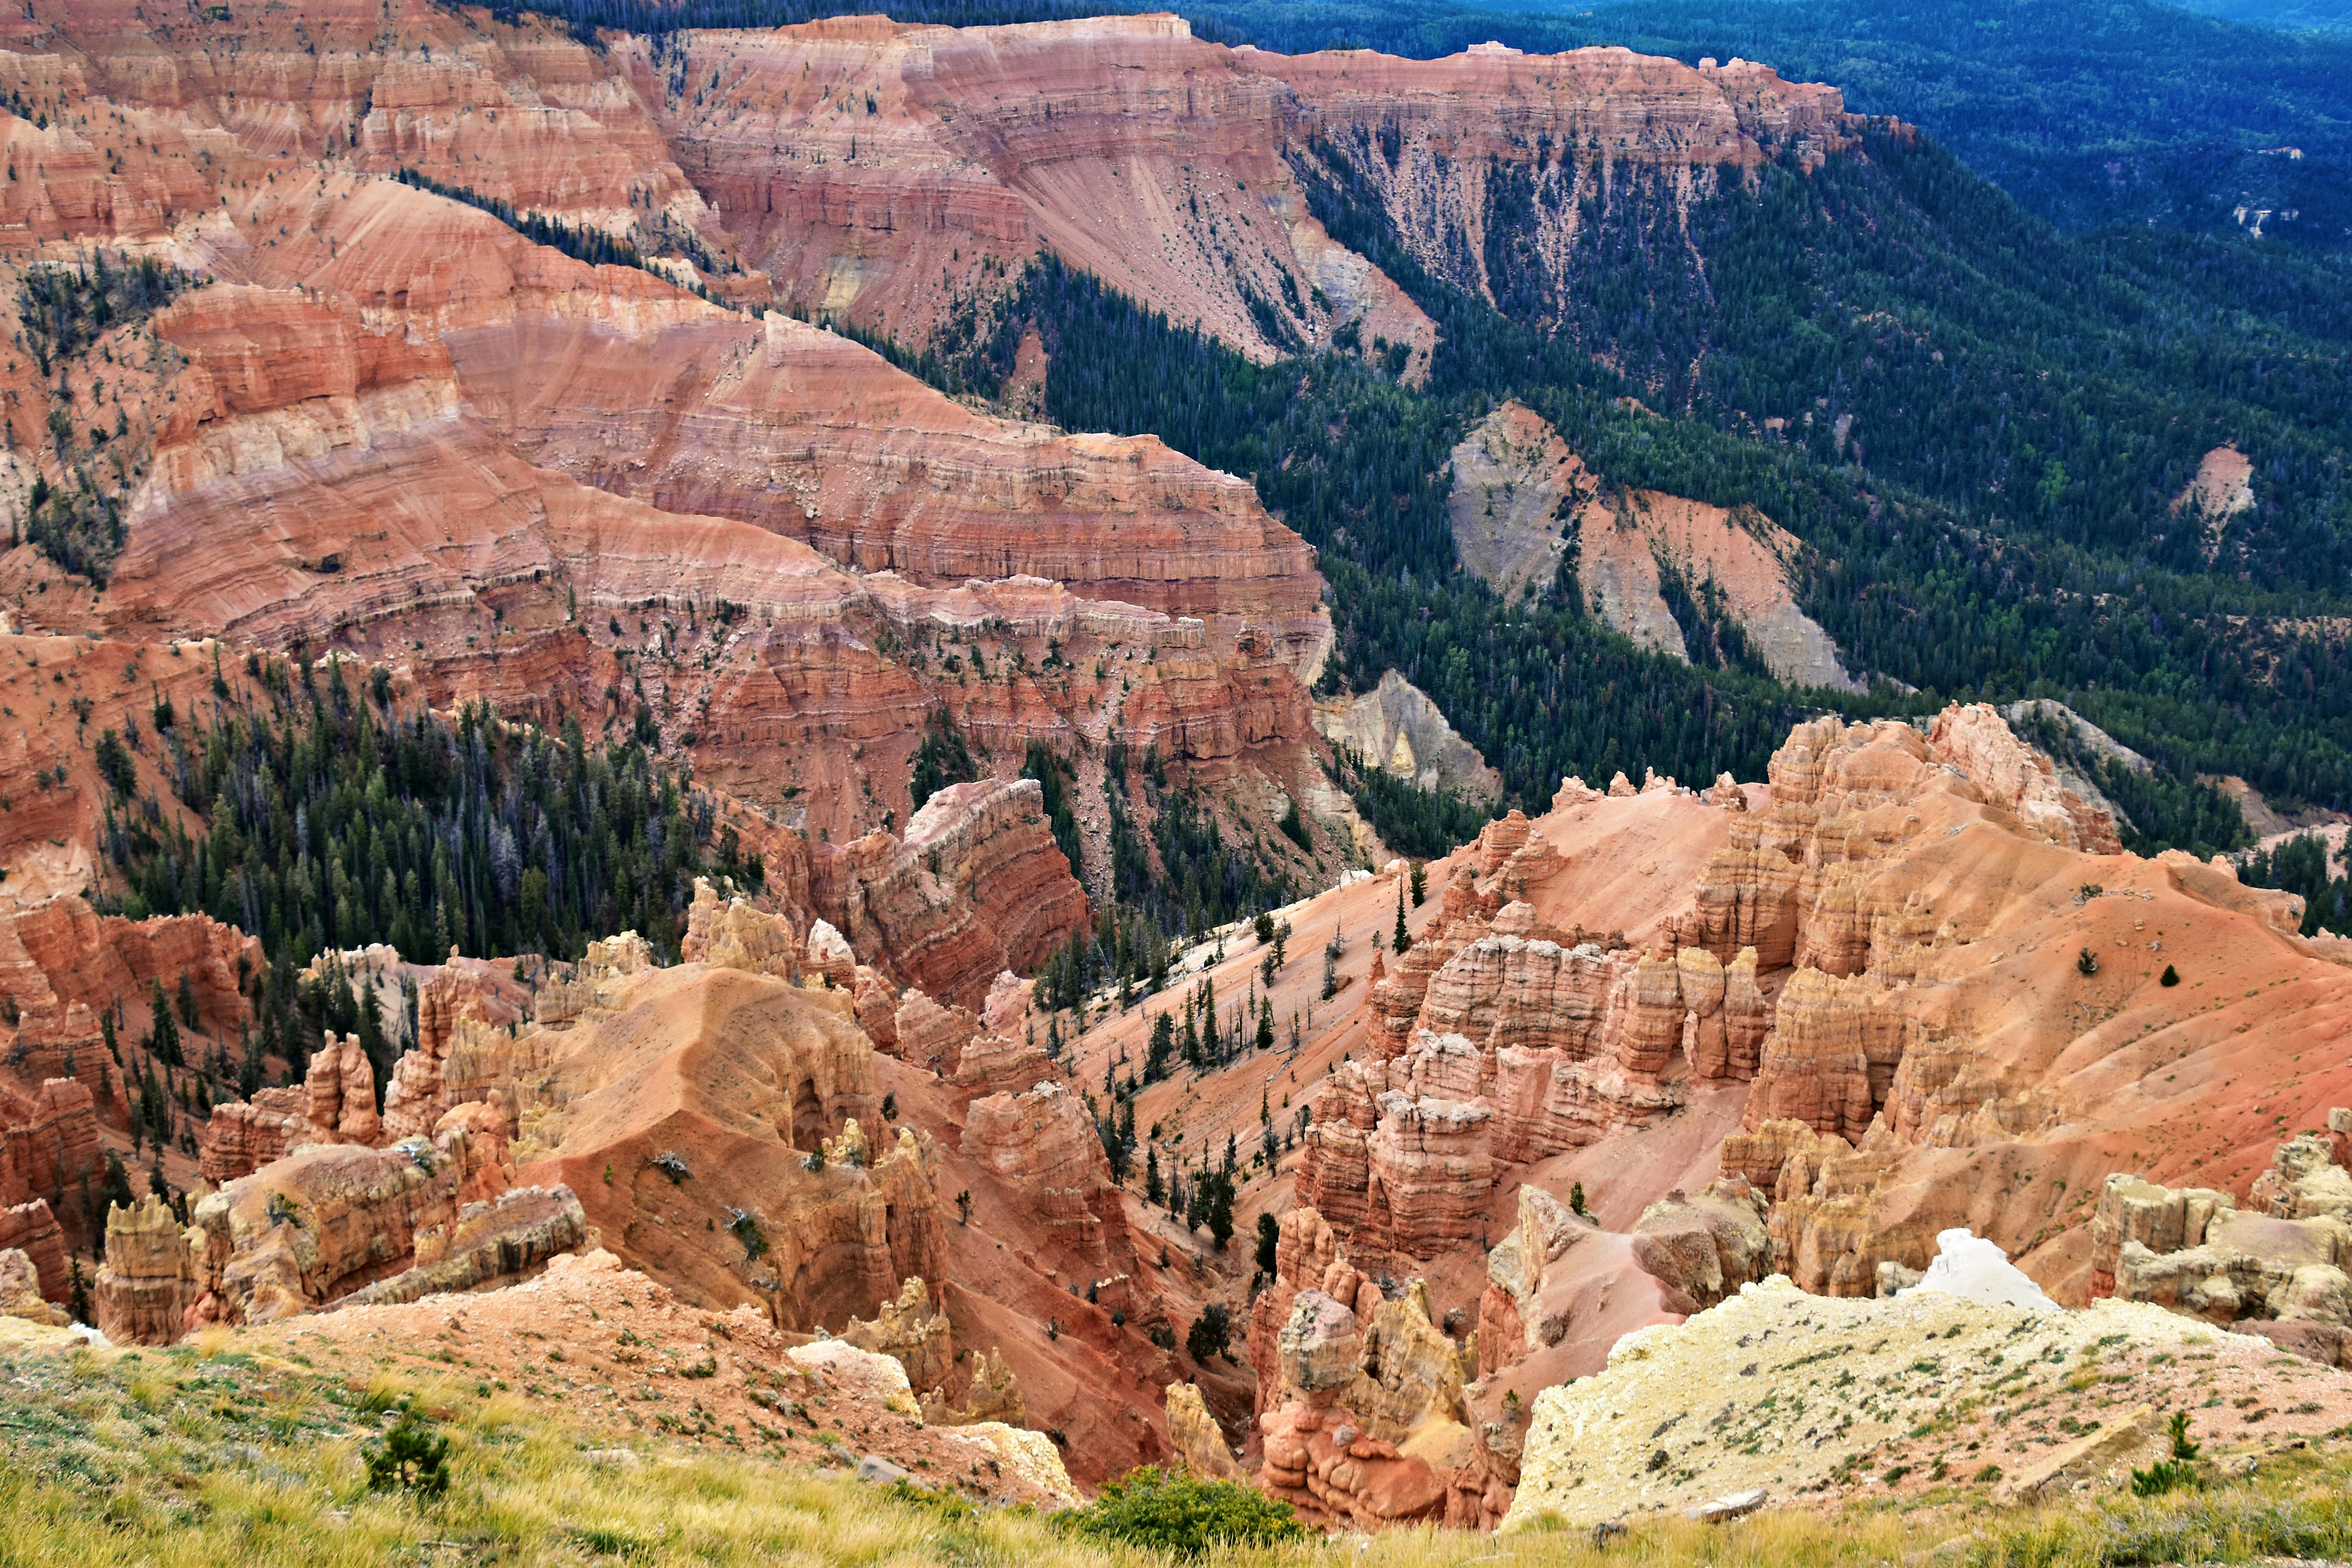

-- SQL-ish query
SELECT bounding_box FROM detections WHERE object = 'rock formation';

[922,1347,1028,1429]
[645,18,1849,376]
[841,1275,954,1394]
[1301,813,1748,1271]
[963,1081,1136,1280]
[2092,1113,2352,1365]
[381,958,514,1142]
[1166,1380,1246,1481]
[512,963,942,1330]
[1475,1187,1597,1377]
[1257,1279,1478,1529]
[1314,671,1502,804]
[0,1245,67,1327]
[814,779,1088,1011]
[1628,1183,1772,1310]
[1,1079,102,1229]
[0,1200,69,1306]
[180,1096,582,1331]
[198,1033,387,1183]
[0,896,256,1063]
[94,1194,202,1346]
[682,880,803,981]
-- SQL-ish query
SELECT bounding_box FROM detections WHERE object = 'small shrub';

[2131,1459,2194,1497]
[728,1207,768,1260]
[568,1528,649,1559]
[880,1477,981,1525]
[2077,947,2100,976]
[1060,1466,1307,1557]
[365,1411,451,1498]
[2161,964,2180,986]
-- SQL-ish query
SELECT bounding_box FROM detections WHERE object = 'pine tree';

[1394,880,1409,952]
[1146,1011,1174,1082]
[68,1258,92,1325]
[176,971,200,1030]
[1410,862,1427,907]
[98,1151,136,1218]
[146,978,181,1067]
[356,991,388,1108]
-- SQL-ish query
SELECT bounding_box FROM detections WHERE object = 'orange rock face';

[644,18,1850,372]
[642,16,1435,367]
[0,16,1336,859]
[0,893,257,1086]
[0,1198,70,1304]
[815,778,1087,1011]
[512,963,944,1330]
[1468,705,2352,1305]
[963,1080,1136,1281]
[0,1078,101,1219]
[187,1100,572,1330]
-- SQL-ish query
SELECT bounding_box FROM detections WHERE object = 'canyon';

[1056,699,2352,1525]
[0,0,2347,1546]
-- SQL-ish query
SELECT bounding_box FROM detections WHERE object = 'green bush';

[1059,1467,1306,1557]
[365,1411,451,1499]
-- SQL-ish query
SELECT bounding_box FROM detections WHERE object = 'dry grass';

[0,1341,2346,1568]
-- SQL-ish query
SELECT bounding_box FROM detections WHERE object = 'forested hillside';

[1187,0,2352,249]
[450,0,2352,849]
[902,156,2348,847]
[2160,0,2352,31]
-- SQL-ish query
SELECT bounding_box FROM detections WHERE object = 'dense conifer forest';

[98,654,760,1082]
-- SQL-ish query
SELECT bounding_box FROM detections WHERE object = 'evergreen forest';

[98,653,762,1084]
